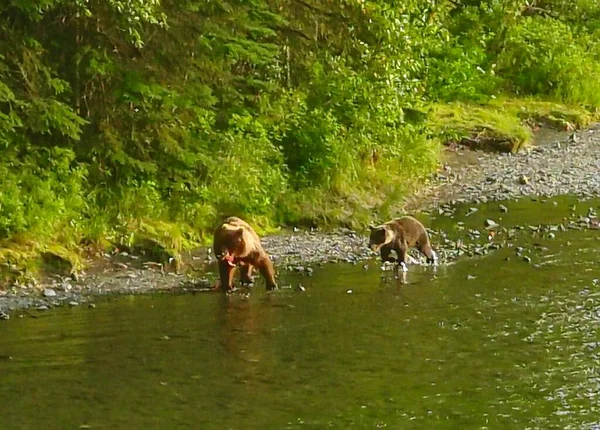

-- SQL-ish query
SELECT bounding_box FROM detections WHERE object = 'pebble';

[43,288,57,298]
[484,219,499,229]
[466,207,478,216]
[421,130,600,207]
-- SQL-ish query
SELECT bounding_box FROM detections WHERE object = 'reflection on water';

[1,198,600,429]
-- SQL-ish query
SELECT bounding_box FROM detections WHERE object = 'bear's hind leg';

[256,257,278,291]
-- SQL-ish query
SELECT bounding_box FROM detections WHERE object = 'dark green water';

[1,198,600,430]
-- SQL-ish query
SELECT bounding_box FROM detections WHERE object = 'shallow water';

[2,198,600,430]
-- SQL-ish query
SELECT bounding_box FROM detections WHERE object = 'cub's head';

[368,224,394,252]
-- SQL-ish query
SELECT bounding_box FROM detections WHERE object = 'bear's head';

[217,225,247,264]
[368,224,394,252]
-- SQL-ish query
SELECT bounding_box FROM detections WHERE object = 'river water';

[1,197,599,429]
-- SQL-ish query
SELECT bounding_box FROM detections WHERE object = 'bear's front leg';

[215,259,237,292]
[240,263,254,286]
[380,246,397,263]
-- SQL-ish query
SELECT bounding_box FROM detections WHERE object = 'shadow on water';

[1,197,600,429]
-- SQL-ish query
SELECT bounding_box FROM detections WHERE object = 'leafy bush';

[0,147,86,240]
[428,41,500,102]
[498,17,600,106]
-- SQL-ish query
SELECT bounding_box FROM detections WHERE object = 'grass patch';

[0,245,38,285]
[428,98,597,153]
[0,238,83,286]
[429,101,532,152]
[277,188,377,229]
[276,155,441,231]
[502,99,596,130]
[0,219,201,287]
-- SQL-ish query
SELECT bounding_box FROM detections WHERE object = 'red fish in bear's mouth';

[221,253,236,267]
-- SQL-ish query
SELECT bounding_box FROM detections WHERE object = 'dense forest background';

[1,0,600,273]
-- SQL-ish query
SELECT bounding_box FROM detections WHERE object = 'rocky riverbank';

[1,124,600,319]
[410,124,600,210]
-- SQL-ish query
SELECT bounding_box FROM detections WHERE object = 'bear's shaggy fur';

[369,216,437,271]
[212,216,278,291]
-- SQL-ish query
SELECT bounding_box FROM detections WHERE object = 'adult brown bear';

[368,216,438,272]
[212,216,278,291]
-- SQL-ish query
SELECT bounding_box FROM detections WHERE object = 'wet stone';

[484,219,499,229]
[466,207,478,216]
[43,288,57,298]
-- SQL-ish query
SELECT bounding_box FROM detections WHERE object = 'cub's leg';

[240,263,254,285]
[379,244,397,263]
[255,257,278,291]
[394,243,409,273]
[418,242,438,265]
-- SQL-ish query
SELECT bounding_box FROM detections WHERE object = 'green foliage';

[498,17,600,106]
[206,113,287,218]
[427,40,500,102]
[1,0,600,278]
[0,147,86,239]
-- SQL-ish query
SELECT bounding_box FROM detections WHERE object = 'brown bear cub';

[368,216,438,272]
[212,216,278,291]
